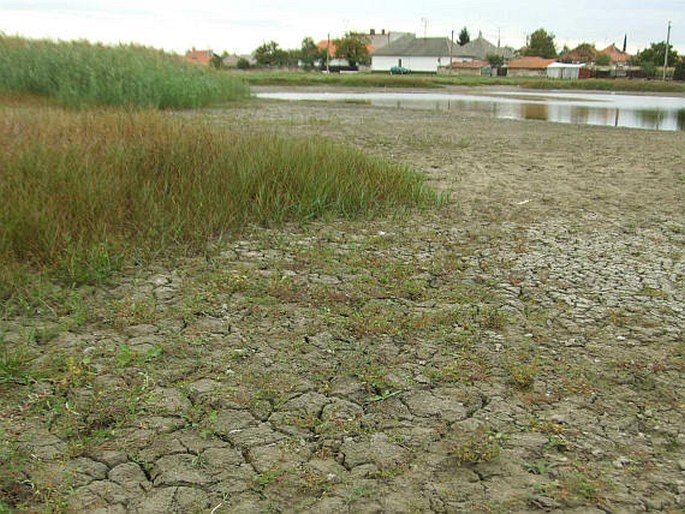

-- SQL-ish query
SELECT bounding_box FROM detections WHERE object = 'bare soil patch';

[2,91,684,513]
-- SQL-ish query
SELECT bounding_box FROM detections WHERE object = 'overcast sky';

[1,0,682,56]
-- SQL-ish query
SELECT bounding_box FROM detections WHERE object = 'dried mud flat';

[2,91,685,513]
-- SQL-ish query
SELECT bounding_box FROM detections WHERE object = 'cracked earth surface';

[2,89,684,513]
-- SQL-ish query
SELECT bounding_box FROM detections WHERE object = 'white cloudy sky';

[1,0,682,56]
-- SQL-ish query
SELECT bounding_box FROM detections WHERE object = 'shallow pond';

[256,90,685,132]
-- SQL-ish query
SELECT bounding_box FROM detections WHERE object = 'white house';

[371,35,457,73]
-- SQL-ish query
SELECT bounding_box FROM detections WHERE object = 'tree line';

[251,33,371,69]
[217,26,683,79]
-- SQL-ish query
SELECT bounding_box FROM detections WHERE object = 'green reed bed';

[0,35,249,108]
[0,105,440,298]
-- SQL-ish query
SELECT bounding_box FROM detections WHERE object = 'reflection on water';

[679,109,685,131]
[257,91,685,132]
[522,104,548,121]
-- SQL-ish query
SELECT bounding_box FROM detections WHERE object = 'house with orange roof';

[505,57,557,77]
[317,36,378,69]
[598,44,631,64]
[185,50,215,65]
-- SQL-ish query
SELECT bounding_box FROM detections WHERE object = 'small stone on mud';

[531,496,562,509]
[613,456,632,469]
[187,378,222,395]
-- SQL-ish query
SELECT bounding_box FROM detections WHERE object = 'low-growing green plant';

[254,469,280,488]
[0,436,34,511]
[545,435,570,452]
[524,461,549,475]
[0,35,250,108]
[0,336,35,386]
[448,427,506,465]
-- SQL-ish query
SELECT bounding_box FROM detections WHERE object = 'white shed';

[547,62,585,80]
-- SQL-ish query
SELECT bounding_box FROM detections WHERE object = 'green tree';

[567,43,597,62]
[595,53,611,66]
[333,32,371,67]
[253,41,288,67]
[486,54,504,67]
[674,61,685,81]
[636,41,679,67]
[210,52,223,70]
[299,37,324,70]
[524,28,557,58]
[458,27,470,46]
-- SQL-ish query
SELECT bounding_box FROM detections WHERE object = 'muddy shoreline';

[2,93,684,512]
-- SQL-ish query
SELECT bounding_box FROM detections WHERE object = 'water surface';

[256,90,685,132]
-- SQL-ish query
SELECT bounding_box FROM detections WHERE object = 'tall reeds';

[0,36,249,108]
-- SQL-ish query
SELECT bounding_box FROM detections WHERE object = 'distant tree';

[595,53,611,66]
[253,41,288,67]
[299,37,324,70]
[458,27,470,46]
[334,32,371,67]
[569,43,597,63]
[486,54,504,67]
[236,57,251,70]
[641,61,657,78]
[210,52,223,70]
[636,41,679,68]
[523,28,557,58]
[674,61,685,81]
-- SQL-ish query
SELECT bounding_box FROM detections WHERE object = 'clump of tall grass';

[0,35,249,108]
[0,105,440,298]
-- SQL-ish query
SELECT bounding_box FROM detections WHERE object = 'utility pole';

[326,33,330,73]
[662,20,671,80]
[421,18,429,38]
[450,29,454,67]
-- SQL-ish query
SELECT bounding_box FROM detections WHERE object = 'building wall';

[439,67,487,76]
[507,68,548,78]
[547,66,581,79]
[372,55,449,72]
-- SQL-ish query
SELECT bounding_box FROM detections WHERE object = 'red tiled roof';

[186,50,213,65]
[507,57,556,69]
[599,45,630,63]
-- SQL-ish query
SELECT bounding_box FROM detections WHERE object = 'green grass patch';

[521,78,685,93]
[0,35,250,108]
[234,70,685,94]
[0,105,441,300]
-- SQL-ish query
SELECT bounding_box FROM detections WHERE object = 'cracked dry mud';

[2,89,684,513]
